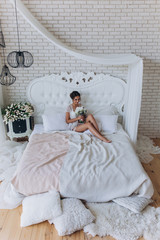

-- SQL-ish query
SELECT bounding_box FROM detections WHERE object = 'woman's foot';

[102,137,112,143]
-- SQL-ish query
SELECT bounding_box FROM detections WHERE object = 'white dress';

[66,104,81,131]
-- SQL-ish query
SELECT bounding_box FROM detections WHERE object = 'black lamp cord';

[2,48,5,65]
[14,0,21,51]
[0,20,6,65]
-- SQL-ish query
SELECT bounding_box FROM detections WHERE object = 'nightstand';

[6,116,34,141]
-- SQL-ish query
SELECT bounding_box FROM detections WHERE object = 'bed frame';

[27,72,125,128]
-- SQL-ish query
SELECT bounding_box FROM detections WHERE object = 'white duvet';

[0,124,154,210]
[59,126,154,202]
[9,124,154,203]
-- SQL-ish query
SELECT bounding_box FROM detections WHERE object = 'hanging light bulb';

[0,64,16,86]
[0,26,16,86]
[8,50,33,68]
[7,0,33,68]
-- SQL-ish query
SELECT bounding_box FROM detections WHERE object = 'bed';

[11,72,154,202]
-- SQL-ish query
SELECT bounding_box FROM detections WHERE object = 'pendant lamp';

[7,0,33,68]
[0,21,5,48]
[0,49,16,86]
[0,22,16,86]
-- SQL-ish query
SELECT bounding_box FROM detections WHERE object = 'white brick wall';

[0,0,160,137]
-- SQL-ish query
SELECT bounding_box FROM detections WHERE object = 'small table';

[6,117,34,141]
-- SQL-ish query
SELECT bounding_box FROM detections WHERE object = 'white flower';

[75,106,84,114]
[2,102,34,123]
[75,106,87,116]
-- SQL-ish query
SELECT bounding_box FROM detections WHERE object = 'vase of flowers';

[1,102,34,140]
[2,102,34,124]
[75,106,87,123]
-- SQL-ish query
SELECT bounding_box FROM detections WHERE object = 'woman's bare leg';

[86,114,100,132]
[75,122,111,143]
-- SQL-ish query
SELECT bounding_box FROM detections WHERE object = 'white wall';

[0,0,160,137]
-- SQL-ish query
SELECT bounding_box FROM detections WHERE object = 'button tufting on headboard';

[27,72,126,124]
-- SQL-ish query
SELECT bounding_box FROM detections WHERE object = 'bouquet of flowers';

[2,102,34,124]
[75,106,87,123]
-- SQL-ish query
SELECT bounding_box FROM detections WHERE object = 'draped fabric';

[0,85,6,144]
[10,0,140,66]
[10,0,143,144]
[124,59,143,145]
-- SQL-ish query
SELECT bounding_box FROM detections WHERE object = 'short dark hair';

[70,91,80,100]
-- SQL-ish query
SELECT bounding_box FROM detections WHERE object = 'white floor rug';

[0,140,27,181]
[0,141,27,209]
[84,202,160,240]
[136,135,160,163]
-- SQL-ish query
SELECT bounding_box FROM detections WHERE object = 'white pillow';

[84,118,102,135]
[21,190,62,227]
[42,113,68,132]
[91,105,119,115]
[113,195,153,213]
[95,115,118,133]
[49,198,95,236]
[44,107,64,114]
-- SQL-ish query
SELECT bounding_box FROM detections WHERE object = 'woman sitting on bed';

[66,91,111,143]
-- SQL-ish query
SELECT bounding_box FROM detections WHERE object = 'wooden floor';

[0,139,160,240]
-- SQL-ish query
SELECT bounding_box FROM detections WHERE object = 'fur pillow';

[21,190,62,227]
[49,198,95,236]
[113,195,153,213]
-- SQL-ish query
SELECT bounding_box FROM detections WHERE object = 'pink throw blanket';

[12,133,69,196]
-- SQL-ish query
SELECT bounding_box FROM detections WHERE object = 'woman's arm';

[66,112,81,124]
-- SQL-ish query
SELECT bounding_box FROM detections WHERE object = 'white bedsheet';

[59,128,154,202]
[29,123,154,202]
[29,124,45,137]
[30,123,122,137]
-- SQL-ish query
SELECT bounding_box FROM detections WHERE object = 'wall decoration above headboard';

[27,72,126,124]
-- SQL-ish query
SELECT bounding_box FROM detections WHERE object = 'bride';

[66,91,111,143]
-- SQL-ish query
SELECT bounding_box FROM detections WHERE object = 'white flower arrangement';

[2,102,34,124]
[75,106,87,123]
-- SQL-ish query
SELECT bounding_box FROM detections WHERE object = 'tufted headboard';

[27,72,126,124]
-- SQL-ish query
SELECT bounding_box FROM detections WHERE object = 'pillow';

[113,195,153,213]
[49,198,95,236]
[95,115,118,133]
[42,113,68,132]
[84,118,102,135]
[21,190,62,227]
[91,105,119,115]
[43,107,65,114]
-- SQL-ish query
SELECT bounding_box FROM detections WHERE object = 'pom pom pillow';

[49,198,95,236]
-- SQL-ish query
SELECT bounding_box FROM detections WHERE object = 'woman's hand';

[77,115,82,120]
[80,115,85,121]
[66,112,85,124]
[77,115,85,122]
